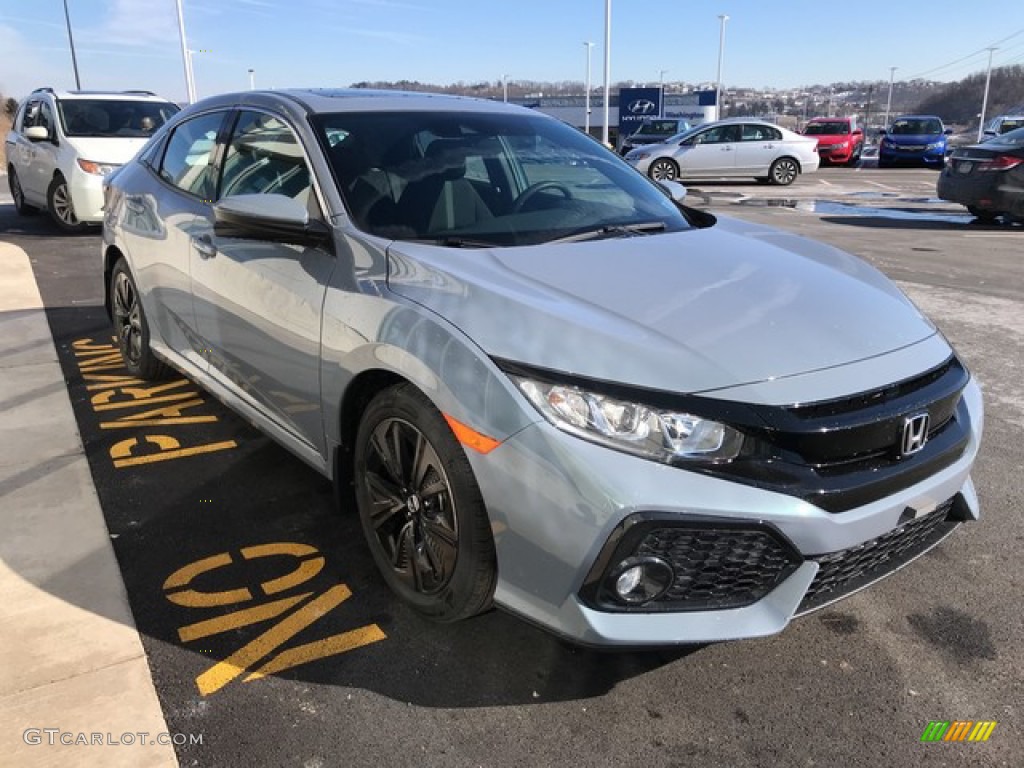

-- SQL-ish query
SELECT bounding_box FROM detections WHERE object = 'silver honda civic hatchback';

[102,89,983,646]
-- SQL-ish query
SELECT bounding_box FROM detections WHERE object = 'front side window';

[159,112,226,200]
[313,110,693,246]
[219,111,312,201]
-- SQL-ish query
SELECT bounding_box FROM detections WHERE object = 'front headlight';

[512,376,744,463]
[77,159,119,176]
[926,141,944,150]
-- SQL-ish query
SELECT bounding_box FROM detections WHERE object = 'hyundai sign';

[618,87,663,130]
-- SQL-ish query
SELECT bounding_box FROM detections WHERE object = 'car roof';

[30,87,174,103]
[189,88,534,117]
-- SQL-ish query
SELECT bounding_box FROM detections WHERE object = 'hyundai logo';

[628,99,657,115]
[900,413,930,457]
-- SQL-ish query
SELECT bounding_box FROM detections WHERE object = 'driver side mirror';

[24,126,51,142]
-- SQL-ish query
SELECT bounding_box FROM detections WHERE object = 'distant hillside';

[914,65,1024,123]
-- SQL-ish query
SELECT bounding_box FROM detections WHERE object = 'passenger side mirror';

[944,128,953,135]
[214,193,332,248]
[878,129,888,136]
[983,129,996,138]
[24,126,51,142]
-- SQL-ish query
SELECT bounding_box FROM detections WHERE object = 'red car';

[802,117,864,166]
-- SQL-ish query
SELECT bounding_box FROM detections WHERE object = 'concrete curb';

[0,241,178,767]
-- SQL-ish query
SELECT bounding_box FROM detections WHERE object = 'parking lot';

[2,164,1021,767]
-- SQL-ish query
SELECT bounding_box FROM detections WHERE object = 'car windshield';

[890,118,942,135]
[804,121,849,135]
[58,99,179,138]
[986,125,1024,148]
[313,111,693,247]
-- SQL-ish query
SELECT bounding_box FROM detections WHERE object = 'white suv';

[5,88,179,232]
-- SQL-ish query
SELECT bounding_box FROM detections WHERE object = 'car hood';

[885,133,943,145]
[385,217,936,395]
[64,136,150,164]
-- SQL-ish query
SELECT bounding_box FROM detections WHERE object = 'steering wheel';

[511,181,573,213]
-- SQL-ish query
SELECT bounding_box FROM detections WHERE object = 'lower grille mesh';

[797,498,959,615]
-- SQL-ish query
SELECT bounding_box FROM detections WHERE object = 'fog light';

[610,556,674,605]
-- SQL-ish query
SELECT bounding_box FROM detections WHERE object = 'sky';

[1,0,1023,104]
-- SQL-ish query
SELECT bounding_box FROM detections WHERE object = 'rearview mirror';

[214,194,332,248]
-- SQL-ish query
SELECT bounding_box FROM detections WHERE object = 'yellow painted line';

[92,391,199,411]
[261,558,325,595]
[111,434,180,459]
[100,417,218,428]
[178,593,312,642]
[167,586,254,608]
[244,624,386,681]
[91,379,193,403]
[195,583,353,696]
[84,375,147,390]
[101,398,211,421]
[77,352,128,369]
[241,542,320,560]
[164,552,233,590]
[112,438,237,468]
[72,339,118,352]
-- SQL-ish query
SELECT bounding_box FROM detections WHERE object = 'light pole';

[502,74,509,103]
[584,42,594,134]
[977,47,998,142]
[602,0,611,146]
[62,0,81,89]
[659,69,669,117]
[248,68,255,91]
[175,0,196,103]
[716,14,729,121]
[883,66,897,129]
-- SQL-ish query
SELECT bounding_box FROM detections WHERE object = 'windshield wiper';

[550,221,666,244]
[414,236,499,249]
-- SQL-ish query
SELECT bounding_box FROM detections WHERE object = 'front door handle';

[192,235,217,260]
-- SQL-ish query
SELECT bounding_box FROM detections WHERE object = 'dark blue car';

[878,115,951,168]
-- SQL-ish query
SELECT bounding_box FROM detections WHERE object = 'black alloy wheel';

[354,384,496,622]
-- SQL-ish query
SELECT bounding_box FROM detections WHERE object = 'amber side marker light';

[443,414,502,455]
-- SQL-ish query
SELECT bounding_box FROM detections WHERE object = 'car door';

[127,109,230,370]
[189,109,335,459]
[735,124,782,175]
[14,99,57,203]
[676,124,740,177]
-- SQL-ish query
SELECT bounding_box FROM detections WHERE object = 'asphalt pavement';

[0,166,1020,767]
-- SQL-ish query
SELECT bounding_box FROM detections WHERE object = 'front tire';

[769,157,799,186]
[110,259,169,380]
[8,167,39,215]
[354,384,496,622]
[967,207,999,224]
[648,158,680,182]
[47,175,88,233]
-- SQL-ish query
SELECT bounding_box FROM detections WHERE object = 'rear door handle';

[192,235,217,260]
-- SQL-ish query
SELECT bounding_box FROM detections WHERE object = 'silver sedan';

[625,119,820,185]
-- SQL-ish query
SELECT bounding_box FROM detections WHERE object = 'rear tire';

[47,175,89,233]
[967,207,999,224]
[8,167,39,215]
[354,384,497,622]
[769,157,799,186]
[648,158,680,182]
[110,259,170,380]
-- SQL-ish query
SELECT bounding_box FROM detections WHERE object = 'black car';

[937,126,1024,223]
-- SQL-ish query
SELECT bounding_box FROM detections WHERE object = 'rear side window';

[159,112,226,200]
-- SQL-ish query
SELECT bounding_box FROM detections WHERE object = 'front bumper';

[68,167,112,223]
[471,375,982,646]
[879,144,946,166]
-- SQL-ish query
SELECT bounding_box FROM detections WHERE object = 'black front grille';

[636,527,799,610]
[796,497,961,615]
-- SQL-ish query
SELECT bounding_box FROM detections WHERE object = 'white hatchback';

[625,118,820,186]
[5,88,179,231]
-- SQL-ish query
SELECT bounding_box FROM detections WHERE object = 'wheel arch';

[103,245,126,320]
